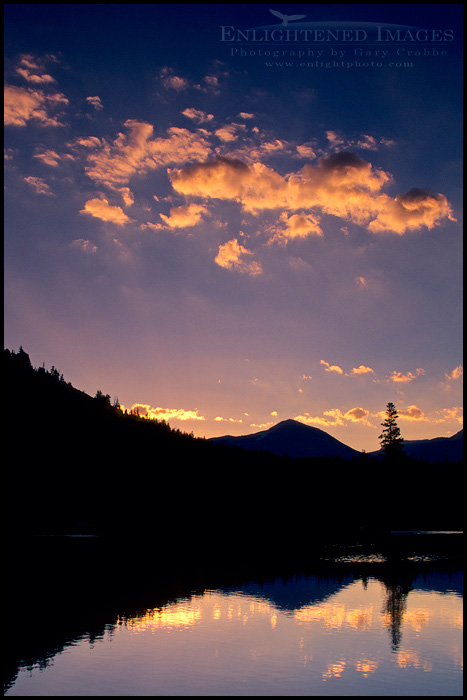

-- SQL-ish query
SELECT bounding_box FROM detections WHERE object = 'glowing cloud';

[85,95,103,111]
[295,143,317,159]
[120,187,134,208]
[326,130,345,148]
[397,405,427,421]
[351,365,375,375]
[24,176,54,196]
[296,407,372,427]
[270,212,323,241]
[159,203,208,229]
[373,405,462,425]
[124,404,205,422]
[33,149,62,167]
[320,360,344,374]
[169,152,454,235]
[15,54,56,84]
[4,84,68,127]
[80,198,131,225]
[214,238,262,275]
[344,407,372,425]
[168,156,291,214]
[391,370,416,383]
[214,416,243,423]
[72,136,102,149]
[85,119,211,190]
[182,108,214,124]
[215,124,245,142]
[445,365,463,380]
[368,188,456,234]
[356,134,378,150]
[295,410,346,427]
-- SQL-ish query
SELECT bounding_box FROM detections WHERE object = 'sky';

[4,4,463,451]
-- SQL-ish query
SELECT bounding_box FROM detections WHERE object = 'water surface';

[6,566,462,696]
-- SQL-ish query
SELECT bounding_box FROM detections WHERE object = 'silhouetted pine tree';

[379,402,404,456]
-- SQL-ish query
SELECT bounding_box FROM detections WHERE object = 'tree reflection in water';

[4,538,463,694]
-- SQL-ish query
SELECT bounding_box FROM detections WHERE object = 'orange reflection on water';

[120,592,279,634]
[396,649,433,672]
[295,602,374,630]
[122,603,203,632]
[322,659,346,680]
[6,577,463,697]
[354,657,379,677]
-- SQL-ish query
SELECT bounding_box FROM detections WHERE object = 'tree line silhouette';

[4,347,463,549]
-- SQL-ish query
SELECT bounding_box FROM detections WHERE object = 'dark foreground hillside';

[4,348,463,559]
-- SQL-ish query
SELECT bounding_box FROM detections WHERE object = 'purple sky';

[4,5,463,451]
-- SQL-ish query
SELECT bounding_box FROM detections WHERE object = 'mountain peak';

[210,419,359,459]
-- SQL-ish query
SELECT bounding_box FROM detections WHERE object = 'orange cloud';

[70,239,98,254]
[71,136,102,149]
[214,416,243,423]
[33,149,62,166]
[397,405,426,421]
[24,176,54,196]
[437,407,463,424]
[182,108,214,124]
[169,157,290,214]
[214,238,262,275]
[4,84,68,127]
[297,407,372,427]
[15,54,56,84]
[351,365,375,375]
[122,403,205,422]
[215,123,245,142]
[169,153,454,235]
[356,134,378,150]
[85,120,211,190]
[326,130,345,148]
[374,405,462,425]
[295,143,317,159]
[159,203,208,229]
[320,360,344,374]
[445,365,463,381]
[391,371,416,383]
[119,187,134,208]
[344,407,372,425]
[368,188,456,234]
[270,212,323,241]
[80,198,131,225]
[85,95,103,111]
[295,410,346,427]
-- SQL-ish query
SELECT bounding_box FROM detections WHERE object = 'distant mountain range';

[210,419,463,462]
[4,347,463,541]
[368,430,463,462]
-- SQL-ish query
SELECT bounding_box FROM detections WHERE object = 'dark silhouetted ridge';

[4,347,463,545]
[368,430,463,462]
[209,418,359,459]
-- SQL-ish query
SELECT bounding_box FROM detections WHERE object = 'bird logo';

[269,9,307,26]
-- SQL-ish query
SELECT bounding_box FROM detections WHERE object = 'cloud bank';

[169,152,454,236]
